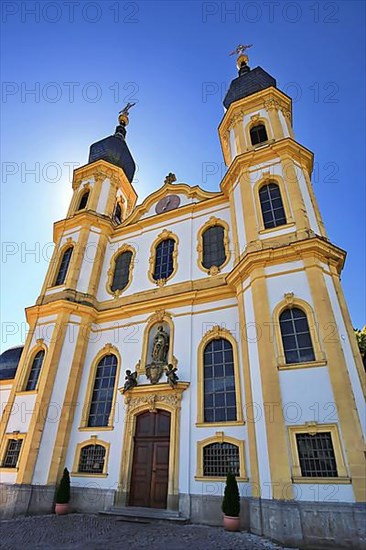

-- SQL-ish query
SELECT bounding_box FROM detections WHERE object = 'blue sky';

[1,0,365,351]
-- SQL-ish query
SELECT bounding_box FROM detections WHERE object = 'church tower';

[0,47,364,549]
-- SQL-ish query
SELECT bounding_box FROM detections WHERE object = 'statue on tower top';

[229,44,253,56]
[229,43,253,74]
[118,102,136,126]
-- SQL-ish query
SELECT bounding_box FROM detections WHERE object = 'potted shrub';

[55,467,70,515]
[222,472,240,531]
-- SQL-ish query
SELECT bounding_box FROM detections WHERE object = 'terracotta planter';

[55,502,70,515]
[223,515,240,531]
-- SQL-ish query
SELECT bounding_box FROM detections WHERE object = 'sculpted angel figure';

[165,363,179,388]
[122,369,138,393]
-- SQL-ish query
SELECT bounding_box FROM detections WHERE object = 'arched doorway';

[129,409,171,509]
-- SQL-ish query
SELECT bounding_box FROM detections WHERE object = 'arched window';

[250,123,268,146]
[203,338,237,422]
[77,190,89,211]
[202,225,226,270]
[279,307,315,364]
[25,350,45,391]
[259,183,287,229]
[54,246,73,286]
[78,444,106,474]
[113,202,122,225]
[111,250,133,292]
[153,238,175,281]
[87,354,117,427]
[203,442,240,477]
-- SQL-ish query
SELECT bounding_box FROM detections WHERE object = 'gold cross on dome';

[164,172,177,185]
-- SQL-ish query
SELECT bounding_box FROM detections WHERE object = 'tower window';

[2,439,23,468]
[25,350,45,391]
[77,190,89,211]
[54,246,73,286]
[78,444,106,474]
[113,202,122,225]
[203,338,237,422]
[111,250,133,292]
[296,432,338,477]
[202,225,226,270]
[153,238,175,281]
[87,354,117,427]
[203,442,240,477]
[279,307,315,364]
[250,124,268,146]
[259,183,287,229]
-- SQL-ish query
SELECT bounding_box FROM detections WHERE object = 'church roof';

[0,345,24,380]
[223,66,276,109]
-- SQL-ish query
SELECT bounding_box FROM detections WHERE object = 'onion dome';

[0,345,24,380]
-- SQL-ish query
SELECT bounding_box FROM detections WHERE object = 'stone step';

[100,506,189,524]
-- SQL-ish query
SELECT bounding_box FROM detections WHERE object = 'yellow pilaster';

[47,318,92,484]
[250,267,293,499]
[16,311,70,484]
[304,259,366,501]
[280,155,309,233]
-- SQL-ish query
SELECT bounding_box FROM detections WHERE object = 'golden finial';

[118,102,136,126]
[229,43,253,70]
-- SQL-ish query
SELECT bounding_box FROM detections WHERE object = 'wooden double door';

[129,410,171,509]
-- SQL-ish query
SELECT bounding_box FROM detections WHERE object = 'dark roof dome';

[0,345,24,380]
[88,107,136,183]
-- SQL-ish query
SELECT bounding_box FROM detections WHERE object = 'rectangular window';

[203,442,240,477]
[2,439,23,468]
[296,432,338,477]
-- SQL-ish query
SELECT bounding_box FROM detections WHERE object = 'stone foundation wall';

[1,484,365,549]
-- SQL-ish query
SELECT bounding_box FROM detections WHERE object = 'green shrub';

[55,467,70,504]
[222,473,240,517]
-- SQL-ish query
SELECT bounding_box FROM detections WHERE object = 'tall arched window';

[250,123,268,145]
[77,190,89,211]
[153,238,175,281]
[54,246,73,286]
[279,307,315,364]
[25,350,45,391]
[203,338,237,422]
[259,183,287,229]
[87,354,117,427]
[111,250,133,292]
[78,444,106,474]
[202,225,226,270]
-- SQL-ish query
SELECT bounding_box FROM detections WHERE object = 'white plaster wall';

[323,273,366,437]
[293,483,355,503]
[96,203,233,302]
[233,182,247,253]
[0,386,11,415]
[295,163,320,234]
[266,269,314,313]
[229,128,236,162]
[96,178,110,215]
[279,367,337,425]
[33,321,82,484]
[6,393,37,433]
[242,287,272,497]
[278,111,290,137]
[77,230,101,293]
[0,471,17,483]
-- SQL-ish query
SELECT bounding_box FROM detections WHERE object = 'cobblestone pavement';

[0,514,296,550]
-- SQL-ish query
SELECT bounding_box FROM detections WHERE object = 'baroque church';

[0,48,365,548]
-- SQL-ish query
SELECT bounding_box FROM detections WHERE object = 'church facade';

[0,50,365,548]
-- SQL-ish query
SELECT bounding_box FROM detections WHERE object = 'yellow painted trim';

[278,360,327,371]
[71,437,110,476]
[0,379,15,386]
[117,382,189,507]
[196,217,231,275]
[196,421,245,427]
[288,423,348,479]
[196,326,243,425]
[79,344,121,430]
[87,232,108,298]
[292,477,351,484]
[148,229,179,286]
[0,432,26,470]
[258,222,296,236]
[106,244,136,297]
[196,432,247,480]
[272,295,326,366]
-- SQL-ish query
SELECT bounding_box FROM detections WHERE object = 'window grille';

[78,444,106,474]
[203,442,240,477]
[2,439,23,468]
[296,432,338,477]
